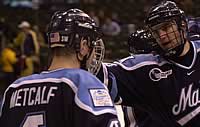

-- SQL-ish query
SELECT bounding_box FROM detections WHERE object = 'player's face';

[150,20,182,51]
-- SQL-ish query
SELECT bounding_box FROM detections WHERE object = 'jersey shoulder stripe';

[1,69,117,116]
[169,42,198,69]
[114,55,169,71]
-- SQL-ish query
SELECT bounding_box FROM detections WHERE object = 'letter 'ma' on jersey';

[10,86,58,108]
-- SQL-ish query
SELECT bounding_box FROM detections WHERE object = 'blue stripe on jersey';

[115,41,200,71]
[1,69,117,116]
[108,72,118,101]
[102,63,121,104]
[114,54,169,71]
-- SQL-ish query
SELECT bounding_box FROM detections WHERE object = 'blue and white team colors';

[0,69,120,127]
[101,40,200,127]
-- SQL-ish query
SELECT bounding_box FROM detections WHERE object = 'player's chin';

[161,42,176,50]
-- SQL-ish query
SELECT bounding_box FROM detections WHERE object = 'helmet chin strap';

[163,43,185,59]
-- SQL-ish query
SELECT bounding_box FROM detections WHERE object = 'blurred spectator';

[88,10,100,26]
[111,12,123,25]
[102,16,121,36]
[97,9,105,27]
[18,21,39,55]
[33,24,48,71]
[14,21,40,76]
[33,25,46,47]
[127,24,136,34]
[1,43,17,91]
[187,17,200,40]
[14,30,25,48]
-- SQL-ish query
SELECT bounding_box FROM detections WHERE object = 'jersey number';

[21,112,45,127]
[109,119,120,127]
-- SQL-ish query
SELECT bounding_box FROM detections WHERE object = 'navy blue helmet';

[145,1,187,58]
[47,9,102,49]
[47,9,105,75]
[128,29,157,54]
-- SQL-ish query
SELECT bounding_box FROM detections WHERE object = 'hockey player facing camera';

[98,1,200,126]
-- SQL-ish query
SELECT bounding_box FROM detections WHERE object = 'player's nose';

[158,29,168,40]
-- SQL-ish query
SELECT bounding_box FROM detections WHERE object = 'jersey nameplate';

[10,86,58,108]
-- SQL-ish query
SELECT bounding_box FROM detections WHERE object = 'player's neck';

[179,40,190,57]
[48,56,80,70]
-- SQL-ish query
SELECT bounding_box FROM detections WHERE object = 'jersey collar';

[169,41,197,69]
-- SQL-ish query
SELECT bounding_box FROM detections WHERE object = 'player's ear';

[78,37,89,60]
[180,20,187,30]
[180,20,188,38]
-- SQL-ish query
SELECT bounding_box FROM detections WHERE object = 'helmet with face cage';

[47,9,104,75]
[145,1,187,57]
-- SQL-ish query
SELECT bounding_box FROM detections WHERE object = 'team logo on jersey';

[89,89,114,107]
[149,68,172,81]
[172,84,200,126]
